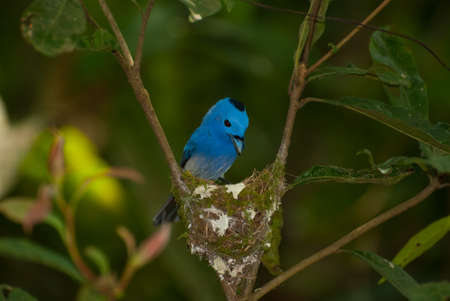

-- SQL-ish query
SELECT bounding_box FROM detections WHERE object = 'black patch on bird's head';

[228,98,245,112]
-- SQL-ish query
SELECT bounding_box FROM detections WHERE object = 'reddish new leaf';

[23,185,52,234]
[135,224,171,266]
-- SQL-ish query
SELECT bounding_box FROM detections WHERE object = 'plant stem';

[249,176,440,300]
[99,1,188,195]
[276,0,322,165]
[64,207,97,282]
[115,260,137,297]
[308,0,392,74]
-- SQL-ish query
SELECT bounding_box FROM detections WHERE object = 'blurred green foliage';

[1,0,449,300]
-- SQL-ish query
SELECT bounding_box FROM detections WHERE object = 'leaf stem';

[249,176,440,300]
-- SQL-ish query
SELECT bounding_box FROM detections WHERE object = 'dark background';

[1,0,449,300]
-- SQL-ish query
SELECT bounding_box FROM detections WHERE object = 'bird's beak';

[229,134,244,156]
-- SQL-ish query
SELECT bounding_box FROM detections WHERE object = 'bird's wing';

[180,141,195,168]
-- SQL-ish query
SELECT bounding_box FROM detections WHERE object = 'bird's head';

[202,97,249,155]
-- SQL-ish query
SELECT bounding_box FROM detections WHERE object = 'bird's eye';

[224,119,231,127]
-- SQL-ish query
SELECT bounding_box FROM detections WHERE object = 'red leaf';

[135,224,171,266]
[23,185,52,234]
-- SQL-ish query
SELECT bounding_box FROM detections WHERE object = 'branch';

[276,0,322,165]
[98,0,134,67]
[134,0,157,72]
[308,0,392,74]
[249,176,441,300]
[98,2,188,195]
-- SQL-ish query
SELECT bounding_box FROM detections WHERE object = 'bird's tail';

[153,194,179,226]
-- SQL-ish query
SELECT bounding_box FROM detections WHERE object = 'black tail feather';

[153,194,179,226]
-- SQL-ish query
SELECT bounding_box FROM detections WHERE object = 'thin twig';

[98,0,134,67]
[308,0,392,74]
[249,177,441,300]
[276,0,322,165]
[78,0,100,28]
[134,0,157,72]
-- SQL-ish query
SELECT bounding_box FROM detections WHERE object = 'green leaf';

[261,209,283,275]
[21,127,127,210]
[85,246,110,275]
[21,0,87,56]
[379,216,450,284]
[0,198,35,224]
[312,97,450,153]
[420,144,450,173]
[6,288,39,301]
[292,163,413,187]
[0,238,83,282]
[295,0,331,66]
[76,286,106,301]
[178,0,223,22]
[345,250,420,299]
[369,64,411,87]
[411,282,450,301]
[0,285,38,301]
[370,31,428,119]
[76,28,118,52]
[0,199,66,241]
[308,64,410,87]
[308,65,369,82]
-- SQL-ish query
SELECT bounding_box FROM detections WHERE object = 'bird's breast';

[183,153,236,180]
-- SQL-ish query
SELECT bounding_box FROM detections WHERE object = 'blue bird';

[153,97,249,225]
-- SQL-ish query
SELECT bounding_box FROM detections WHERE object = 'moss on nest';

[173,162,286,292]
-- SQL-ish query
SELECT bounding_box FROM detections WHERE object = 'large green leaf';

[0,238,83,282]
[345,250,420,299]
[308,64,411,87]
[308,65,368,82]
[311,97,450,153]
[411,282,450,301]
[370,31,428,119]
[0,285,38,301]
[21,0,87,56]
[292,162,413,187]
[379,216,450,284]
